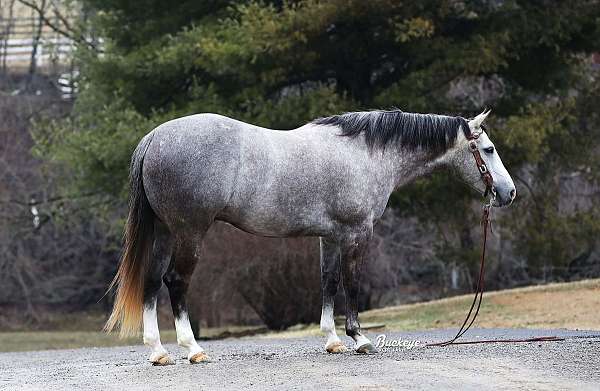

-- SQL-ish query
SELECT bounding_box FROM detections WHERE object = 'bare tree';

[0,78,118,329]
[26,0,46,87]
[189,223,321,330]
[17,0,100,52]
[0,0,17,74]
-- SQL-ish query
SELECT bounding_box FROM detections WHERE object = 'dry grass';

[0,331,157,353]
[1,279,599,352]
[261,279,600,339]
[362,278,600,331]
[0,326,260,353]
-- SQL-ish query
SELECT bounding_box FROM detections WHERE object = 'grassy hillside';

[263,279,600,339]
[1,279,598,352]
[361,278,600,331]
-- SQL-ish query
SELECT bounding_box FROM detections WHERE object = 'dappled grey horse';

[105,109,516,365]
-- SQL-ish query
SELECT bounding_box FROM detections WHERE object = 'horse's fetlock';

[143,333,159,345]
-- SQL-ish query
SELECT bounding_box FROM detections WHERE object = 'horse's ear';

[470,108,491,129]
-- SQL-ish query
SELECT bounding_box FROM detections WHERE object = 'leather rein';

[426,129,564,347]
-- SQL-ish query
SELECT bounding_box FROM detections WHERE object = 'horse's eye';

[484,146,495,154]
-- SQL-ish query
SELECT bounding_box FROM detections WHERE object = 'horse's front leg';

[340,229,377,354]
[319,238,348,353]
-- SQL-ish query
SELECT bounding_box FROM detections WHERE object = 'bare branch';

[0,191,99,206]
[16,0,101,52]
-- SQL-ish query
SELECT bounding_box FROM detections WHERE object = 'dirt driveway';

[1,328,598,390]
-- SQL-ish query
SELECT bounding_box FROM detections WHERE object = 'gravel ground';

[1,328,599,390]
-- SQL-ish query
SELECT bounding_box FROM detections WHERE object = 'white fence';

[0,36,74,67]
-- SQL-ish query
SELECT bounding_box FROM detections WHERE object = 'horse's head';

[451,110,516,207]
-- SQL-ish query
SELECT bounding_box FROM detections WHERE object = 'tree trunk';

[27,0,47,89]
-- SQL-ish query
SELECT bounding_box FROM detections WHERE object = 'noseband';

[467,131,494,198]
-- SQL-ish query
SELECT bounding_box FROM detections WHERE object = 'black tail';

[104,131,156,337]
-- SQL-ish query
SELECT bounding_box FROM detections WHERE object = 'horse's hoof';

[326,341,349,354]
[189,352,210,364]
[356,342,378,355]
[151,353,175,366]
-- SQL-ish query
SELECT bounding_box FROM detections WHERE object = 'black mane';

[312,110,471,153]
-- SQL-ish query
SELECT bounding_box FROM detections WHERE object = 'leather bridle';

[467,131,494,198]
[426,124,563,347]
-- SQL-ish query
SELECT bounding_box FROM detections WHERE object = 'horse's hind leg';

[143,221,174,365]
[319,238,348,353]
[163,232,209,364]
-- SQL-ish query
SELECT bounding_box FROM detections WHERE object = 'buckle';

[469,131,481,140]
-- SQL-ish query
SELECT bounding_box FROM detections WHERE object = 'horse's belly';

[216,202,332,238]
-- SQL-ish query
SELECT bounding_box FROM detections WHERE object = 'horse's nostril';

[510,189,516,200]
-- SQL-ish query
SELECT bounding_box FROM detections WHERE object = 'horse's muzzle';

[493,186,516,207]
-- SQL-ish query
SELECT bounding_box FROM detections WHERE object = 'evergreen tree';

[34,0,600,285]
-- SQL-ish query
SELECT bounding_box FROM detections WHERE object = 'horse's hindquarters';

[141,116,241,231]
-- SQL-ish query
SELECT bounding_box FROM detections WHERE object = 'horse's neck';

[296,123,445,190]
[386,145,446,190]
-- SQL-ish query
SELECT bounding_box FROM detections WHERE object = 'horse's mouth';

[491,193,513,208]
